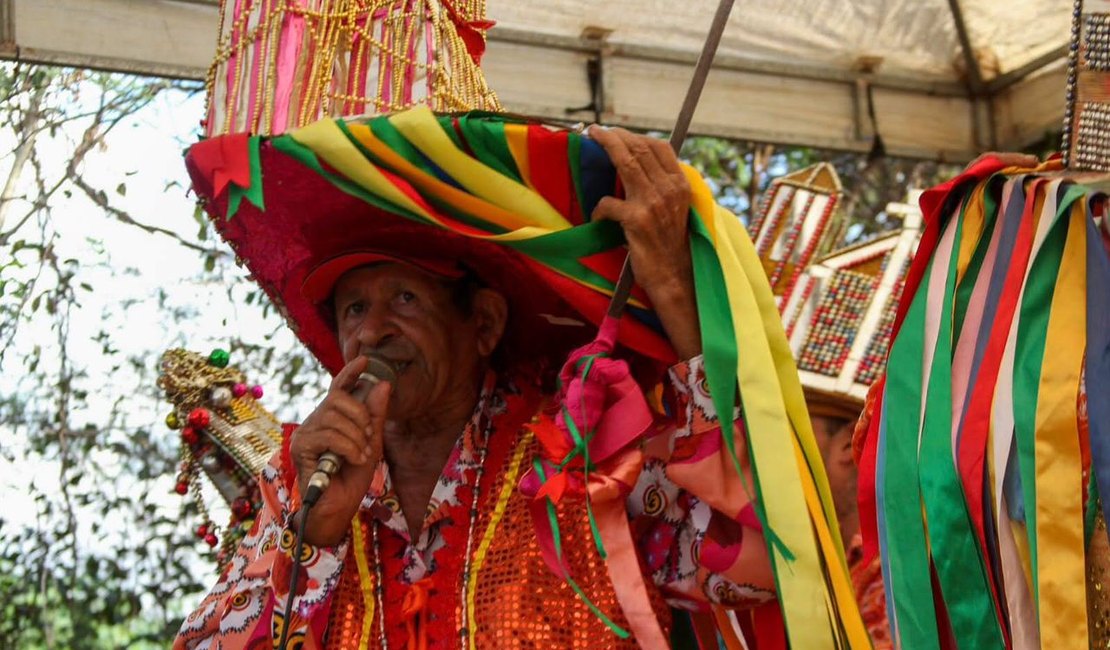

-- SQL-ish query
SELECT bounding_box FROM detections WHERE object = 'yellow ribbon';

[1033,198,1088,647]
[350,516,376,650]
[390,107,572,231]
[291,119,433,222]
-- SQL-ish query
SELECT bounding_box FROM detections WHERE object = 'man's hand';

[588,126,702,359]
[289,355,391,547]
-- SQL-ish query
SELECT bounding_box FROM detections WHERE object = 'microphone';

[302,356,397,507]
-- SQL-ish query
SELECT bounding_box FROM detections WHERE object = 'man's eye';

[344,301,366,317]
[397,291,416,304]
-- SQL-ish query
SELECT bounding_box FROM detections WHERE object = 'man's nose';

[355,303,400,348]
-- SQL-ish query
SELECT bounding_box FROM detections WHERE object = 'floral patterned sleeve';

[628,354,776,610]
[173,453,350,650]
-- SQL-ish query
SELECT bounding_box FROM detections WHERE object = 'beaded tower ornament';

[748,163,843,304]
[158,348,283,570]
[1062,0,1110,170]
[750,164,923,406]
[203,0,501,138]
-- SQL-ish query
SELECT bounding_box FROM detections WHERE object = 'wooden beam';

[4,0,213,79]
[992,61,1067,152]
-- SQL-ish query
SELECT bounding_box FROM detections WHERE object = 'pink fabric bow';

[519,316,668,649]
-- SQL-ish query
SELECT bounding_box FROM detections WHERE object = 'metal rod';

[946,0,985,95]
[606,0,737,319]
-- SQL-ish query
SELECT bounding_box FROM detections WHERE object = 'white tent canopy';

[0,0,1072,160]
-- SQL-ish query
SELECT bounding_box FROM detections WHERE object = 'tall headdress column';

[203,0,501,138]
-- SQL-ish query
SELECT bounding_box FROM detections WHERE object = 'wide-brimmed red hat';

[185,126,676,374]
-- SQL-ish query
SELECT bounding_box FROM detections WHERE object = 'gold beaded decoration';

[204,0,501,138]
[158,348,283,479]
[158,348,284,571]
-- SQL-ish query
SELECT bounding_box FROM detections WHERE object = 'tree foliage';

[680,137,972,250]
[0,64,325,649]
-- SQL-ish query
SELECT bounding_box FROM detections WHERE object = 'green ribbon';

[227,135,264,219]
[456,114,521,183]
[882,244,945,649]
[1011,183,1086,603]
[688,210,793,564]
[917,190,1004,648]
[532,457,631,639]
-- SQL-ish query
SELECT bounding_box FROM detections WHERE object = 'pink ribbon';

[519,316,668,649]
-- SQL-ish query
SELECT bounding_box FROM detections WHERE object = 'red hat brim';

[187,141,604,375]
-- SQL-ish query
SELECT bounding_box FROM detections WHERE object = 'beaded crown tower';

[750,164,923,410]
[1063,0,1110,171]
[203,0,500,138]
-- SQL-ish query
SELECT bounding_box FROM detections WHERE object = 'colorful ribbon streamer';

[861,160,1106,649]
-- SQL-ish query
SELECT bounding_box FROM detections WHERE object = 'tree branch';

[0,83,47,233]
[68,173,219,256]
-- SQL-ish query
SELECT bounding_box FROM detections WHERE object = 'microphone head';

[364,355,398,383]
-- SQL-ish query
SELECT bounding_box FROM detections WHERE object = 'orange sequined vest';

[324,416,672,649]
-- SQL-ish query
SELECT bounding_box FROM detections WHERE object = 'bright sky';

[0,81,324,621]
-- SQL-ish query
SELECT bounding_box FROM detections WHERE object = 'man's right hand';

[289,356,391,547]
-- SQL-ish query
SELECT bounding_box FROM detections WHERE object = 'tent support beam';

[946,0,985,95]
[0,0,13,50]
[946,0,999,150]
[989,46,1069,93]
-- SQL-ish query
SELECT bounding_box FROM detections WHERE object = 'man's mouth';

[362,350,412,377]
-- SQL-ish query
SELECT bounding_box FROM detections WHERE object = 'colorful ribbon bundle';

[857,157,1110,649]
[190,106,868,647]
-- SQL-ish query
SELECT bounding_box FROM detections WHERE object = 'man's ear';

[832,421,857,469]
[472,288,508,358]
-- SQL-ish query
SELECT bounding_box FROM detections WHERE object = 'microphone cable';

[278,498,314,650]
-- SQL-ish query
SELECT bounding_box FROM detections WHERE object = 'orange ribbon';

[401,578,433,650]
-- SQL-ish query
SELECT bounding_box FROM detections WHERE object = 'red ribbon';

[186,133,251,200]
[518,316,668,649]
[441,1,495,65]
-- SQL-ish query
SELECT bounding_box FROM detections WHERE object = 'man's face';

[331,263,497,419]
[812,414,859,523]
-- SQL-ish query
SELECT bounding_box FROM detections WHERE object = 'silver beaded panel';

[1086,14,1110,71]
[1063,0,1110,170]
[1075,103,1110,171]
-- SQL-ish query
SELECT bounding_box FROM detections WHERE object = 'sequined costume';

[175,357,775,649]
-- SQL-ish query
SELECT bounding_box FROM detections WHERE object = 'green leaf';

[204,254,215,273]
[116,182,126,196]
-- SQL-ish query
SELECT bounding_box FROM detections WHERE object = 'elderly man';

[174,127,778,649]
